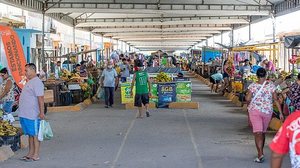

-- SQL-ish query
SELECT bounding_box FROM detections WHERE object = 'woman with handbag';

[246,68,283,163]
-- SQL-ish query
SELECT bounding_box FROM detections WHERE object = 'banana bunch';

[280,71,291,79]
[156,72,172,83]
[0,120,18,136]
[246,75,258,82]
[61,69,71,77]
[80,83,90,91]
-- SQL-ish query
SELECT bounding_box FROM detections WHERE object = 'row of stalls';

[192,35,300,130]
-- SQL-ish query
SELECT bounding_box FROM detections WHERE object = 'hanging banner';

[0,26,27,88]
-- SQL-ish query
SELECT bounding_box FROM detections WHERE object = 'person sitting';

[73,64,81,74]
[210,69,223,93]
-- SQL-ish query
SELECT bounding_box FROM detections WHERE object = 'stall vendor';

[80,61,87,77]
[0,68,15,114]
[39,65,49,82]
[54,61,61,79]
[73,64,81,74]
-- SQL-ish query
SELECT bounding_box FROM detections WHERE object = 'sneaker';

[105,105,109,108]
[254,155,264,163]
[146,111,150,117]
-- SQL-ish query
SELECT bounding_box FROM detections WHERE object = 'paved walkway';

[1,74,291,168]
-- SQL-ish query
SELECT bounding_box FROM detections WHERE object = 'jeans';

[104,87,114,106]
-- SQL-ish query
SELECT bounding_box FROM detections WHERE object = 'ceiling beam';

[46,3,271,15]
[93,26,232,33]
[128,42,197,45]
[121,37,206,41]
[77,19,248,28]
[114,35,211,40]
[103,30,220,37]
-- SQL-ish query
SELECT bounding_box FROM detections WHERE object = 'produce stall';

[121,71,192,108]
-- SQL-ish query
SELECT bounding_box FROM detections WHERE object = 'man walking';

[19,63,45,161]
[100,62,118,108]
[120,58,130,83]
[131,60,152,118]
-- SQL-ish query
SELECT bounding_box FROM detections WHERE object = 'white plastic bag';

[38,120,53,141]
[3,114,15,123]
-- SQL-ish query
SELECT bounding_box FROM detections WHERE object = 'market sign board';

[157,82,176,108]
[0,26,27,88]
[121,83,135,104]
[176,81,192,102]
[150,83,158,103]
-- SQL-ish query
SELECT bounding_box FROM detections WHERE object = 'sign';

[150,83,158,103]
[0,26,27,88]
[158,82,176,108]
[176,81,192,102]
[121,82,135,104]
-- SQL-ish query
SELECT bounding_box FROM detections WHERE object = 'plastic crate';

[0,133,21,151]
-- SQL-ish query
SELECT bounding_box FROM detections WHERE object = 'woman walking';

[0,68,15,114]
[288,73,300,112]
[245,68,283,163]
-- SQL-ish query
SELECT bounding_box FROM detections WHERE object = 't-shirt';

[121,64,130,78]
[1,77,15,102]
[270,111,300,168]
[211,73,223,81]
[101,68,117,87]
[18,77,44,120]
[248,81,276,114]
[135,71,149,94]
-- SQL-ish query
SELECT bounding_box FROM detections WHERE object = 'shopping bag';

[39,120,53,141]
[3,114,15,123]
[38,125,43,141]
[269,118,282,131]
[97,87,104,99]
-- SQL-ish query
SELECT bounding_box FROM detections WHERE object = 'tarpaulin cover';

[284,35,300,48]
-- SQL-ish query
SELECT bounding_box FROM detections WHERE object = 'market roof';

[0,0,291,51]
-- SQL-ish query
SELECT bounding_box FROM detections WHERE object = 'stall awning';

[284,35,300,48]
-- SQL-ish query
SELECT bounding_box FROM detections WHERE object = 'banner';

[0,26,27,88]
[150,83,158,103]
[121,83,135,104]
[176,81,192,102]
[158,82,176,108]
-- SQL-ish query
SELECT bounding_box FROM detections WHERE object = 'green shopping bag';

[38,120,53,141]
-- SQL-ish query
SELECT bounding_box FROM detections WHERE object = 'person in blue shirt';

[210,69,224,93]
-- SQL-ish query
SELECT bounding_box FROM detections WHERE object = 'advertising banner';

[157,82,176,108]
[150,83,158,103]
[176,81,192,102]
[0,26,27,88]
[121,83,135,104]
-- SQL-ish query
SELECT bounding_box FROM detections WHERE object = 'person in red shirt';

[270,110,300,168]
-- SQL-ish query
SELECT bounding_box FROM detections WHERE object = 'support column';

[89,32,92,50]
[230,27,234,47]
[73,26,76,52]
[205,39,208,47]
[249,18,252,41]
[42,11,45,66]
[221,31,223,44]
[272,15,276,42]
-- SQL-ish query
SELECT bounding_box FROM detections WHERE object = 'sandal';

[254,155,264,163]
[20,156,31,160]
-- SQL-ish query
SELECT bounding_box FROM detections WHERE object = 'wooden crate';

[44,90,54,103]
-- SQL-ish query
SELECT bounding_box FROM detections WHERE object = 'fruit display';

[79,82,90,91]
[245,74,258,82]
[231,81,243,93]
[155,72,172,83]
[60,69,82,82]
[280,71,291,79]
[0,120,18,136]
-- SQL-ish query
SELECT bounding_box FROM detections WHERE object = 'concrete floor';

[0,74,291,168]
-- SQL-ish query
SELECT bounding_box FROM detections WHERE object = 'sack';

[38,120,53,141]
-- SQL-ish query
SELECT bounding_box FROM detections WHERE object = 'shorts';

[20,117,40,136]
[134,93,149,107]
[210,77,220,84]
[248,109,272,133]
[2,101,14,114]
[223,73,229,78]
